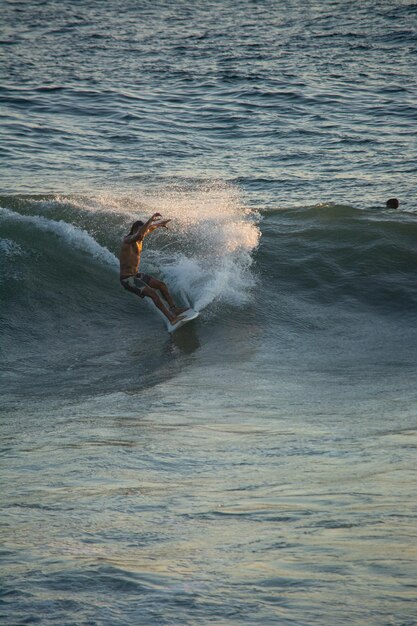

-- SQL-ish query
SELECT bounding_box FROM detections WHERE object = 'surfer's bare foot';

[170,306,188,315]
[171,313,186,325]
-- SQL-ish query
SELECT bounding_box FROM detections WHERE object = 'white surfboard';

[167,308,199,333]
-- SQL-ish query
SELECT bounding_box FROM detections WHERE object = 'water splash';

[140,183,260,312]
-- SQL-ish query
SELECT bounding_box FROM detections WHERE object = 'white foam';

[141,183,260,312]
[0,238,23,257]
[0,206,118,269]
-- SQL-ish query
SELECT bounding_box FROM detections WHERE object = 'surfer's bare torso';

[119,238,144,279]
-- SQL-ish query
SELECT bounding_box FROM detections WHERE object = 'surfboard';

[168,308,199,333]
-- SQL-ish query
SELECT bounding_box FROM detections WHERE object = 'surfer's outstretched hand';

[156,219,171,228]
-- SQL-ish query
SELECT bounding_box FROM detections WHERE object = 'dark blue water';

[1,1,417,625]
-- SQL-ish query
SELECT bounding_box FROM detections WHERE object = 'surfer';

[119,213,187,325]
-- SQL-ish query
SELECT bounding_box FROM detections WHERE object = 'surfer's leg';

[142,287,184,324]
[147,277,188,315]
[121,277,184,324]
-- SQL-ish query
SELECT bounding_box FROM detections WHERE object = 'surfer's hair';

[129,220,144,235]
[386,198,399,209]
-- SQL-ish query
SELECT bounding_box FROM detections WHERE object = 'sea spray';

[139,183,261,312]
[18,184,261,314]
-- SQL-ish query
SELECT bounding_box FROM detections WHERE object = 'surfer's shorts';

[120,273,152,298]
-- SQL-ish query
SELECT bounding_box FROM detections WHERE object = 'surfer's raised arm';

[123,212,162,244]
[147,218,171,234]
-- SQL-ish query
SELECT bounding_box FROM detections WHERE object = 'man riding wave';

[120,213,187,325]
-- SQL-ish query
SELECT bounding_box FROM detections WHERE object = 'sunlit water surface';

[1,1,417,624]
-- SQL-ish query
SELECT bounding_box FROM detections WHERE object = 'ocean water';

[1,1,417,625]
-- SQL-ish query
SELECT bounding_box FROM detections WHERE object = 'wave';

[259,202,417,316]
[0,206,117,267]
[0,185,260,399]
[2,188,417,401]
[0,183,260,313]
